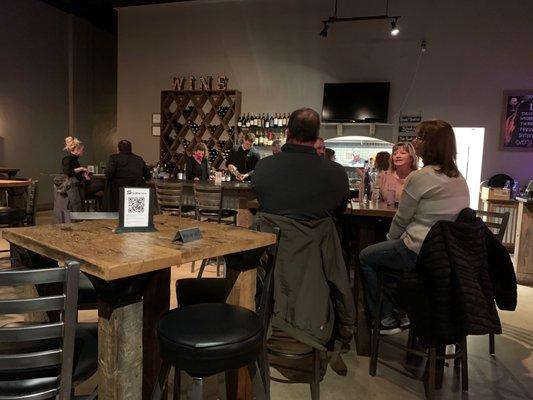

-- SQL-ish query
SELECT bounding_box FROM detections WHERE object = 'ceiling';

[39,0,197,33]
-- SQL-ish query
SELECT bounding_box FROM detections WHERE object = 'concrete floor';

[1,211,532,399]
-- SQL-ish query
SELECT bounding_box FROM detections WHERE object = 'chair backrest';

[25,179,39,226]
[0,260,81,400]
[476,210,510,243]
[61,210,119,223]
[155,181,184,212]
[193,184,222,221]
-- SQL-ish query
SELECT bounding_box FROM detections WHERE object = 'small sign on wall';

[398,114,422,142]
[501,90,533,151]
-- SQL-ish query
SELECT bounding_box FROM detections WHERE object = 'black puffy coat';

[398,208,517,347]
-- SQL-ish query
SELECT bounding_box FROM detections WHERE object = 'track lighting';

[319,0,401,38]
[390,19,399,36]
[320,22,329,38]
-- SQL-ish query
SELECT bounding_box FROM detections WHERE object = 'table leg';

[142,268,171,399]
[98,300,143,400]
[225,267,256,400]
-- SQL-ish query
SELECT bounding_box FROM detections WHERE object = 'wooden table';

[0,179,30,209]
[3,215,276,400]
[514,197,533,285]
[343,201,397,356]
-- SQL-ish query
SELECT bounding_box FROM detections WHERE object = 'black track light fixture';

[320,22,329,38]
[320,0,401,38]
[390,18,400,36]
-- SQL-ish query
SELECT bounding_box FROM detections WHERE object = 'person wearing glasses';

[359,120,469,334]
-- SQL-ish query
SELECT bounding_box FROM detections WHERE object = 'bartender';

[226,132,260,181]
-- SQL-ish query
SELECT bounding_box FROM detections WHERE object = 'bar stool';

[151,228,280,400]
[194,184,238,277]
[155,181,196,217]
[0,206,26,227]
[369,266,468,400]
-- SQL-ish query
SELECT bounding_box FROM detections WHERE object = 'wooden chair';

[194,184,238,277]
[193,184,237,226]
[0,261,98,399]
[155,181,195,217]
[475,209,510,355]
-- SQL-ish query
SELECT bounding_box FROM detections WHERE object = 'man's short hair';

[118,140,132,154]
[287,108,320,142]
[271,140,281,147]
[243,132,255,143]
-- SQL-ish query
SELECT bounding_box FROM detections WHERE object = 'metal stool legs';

[369,267,385,376]
[151,362,171,400]
[310,349,321,400]
[489,333,495,355]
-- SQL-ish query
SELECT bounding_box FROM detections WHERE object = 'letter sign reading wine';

[171,75,229,91]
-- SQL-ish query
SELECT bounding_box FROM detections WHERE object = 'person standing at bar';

[325,148,336,161]
[186,143,210,181]
[226,132,260,181]
[271,139,282,155]
[105,140,151,212]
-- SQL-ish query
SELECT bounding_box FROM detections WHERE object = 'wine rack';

[159,90,241,168]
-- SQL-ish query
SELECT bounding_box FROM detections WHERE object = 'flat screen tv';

[322,82,390,123]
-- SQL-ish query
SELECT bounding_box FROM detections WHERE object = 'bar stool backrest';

[155,181,184,212]
[25,179,39,226]
[476,210,510,243]
[0,260,81,400]
[193,184,223,222]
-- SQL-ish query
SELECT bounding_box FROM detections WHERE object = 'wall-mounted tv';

[322,82,390,123]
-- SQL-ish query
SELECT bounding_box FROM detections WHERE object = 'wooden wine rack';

[160,90,241,168]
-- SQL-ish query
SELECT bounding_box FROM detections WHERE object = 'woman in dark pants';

[186,143,210,181]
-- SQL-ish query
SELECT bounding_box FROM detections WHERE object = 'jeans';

[359,239,418,319]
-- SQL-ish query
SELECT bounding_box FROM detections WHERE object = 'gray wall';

[0,0,117,206]
[117,0,533,184]
[0,0,69,205]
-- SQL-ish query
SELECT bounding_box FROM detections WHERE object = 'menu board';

[398,115,422,142]
[501,90,533,151]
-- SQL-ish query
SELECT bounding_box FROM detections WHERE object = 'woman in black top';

[62,136,88,181]
[186,143,210,181]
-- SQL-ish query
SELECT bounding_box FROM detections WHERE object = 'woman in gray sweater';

[359,120,470,335]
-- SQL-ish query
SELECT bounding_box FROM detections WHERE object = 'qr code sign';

[128,197,145,213]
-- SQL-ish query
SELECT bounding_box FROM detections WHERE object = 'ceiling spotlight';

[421,39,427,52]
[320,22,329,38]
[390,19,400,36]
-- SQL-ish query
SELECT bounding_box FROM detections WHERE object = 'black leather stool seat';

[157,303,263,377]
[0,323,98,395]
[0,207,25,226]
[78,272,98,309]
[176,278,226,307]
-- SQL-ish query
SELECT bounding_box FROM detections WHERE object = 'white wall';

[117,0,533,184]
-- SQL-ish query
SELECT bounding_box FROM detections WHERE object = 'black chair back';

[476,210,510,243]
[0,260,81,400]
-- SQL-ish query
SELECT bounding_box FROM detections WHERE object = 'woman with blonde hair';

[377,142,418,203]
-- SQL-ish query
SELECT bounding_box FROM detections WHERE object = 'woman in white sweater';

[359,120,470,334]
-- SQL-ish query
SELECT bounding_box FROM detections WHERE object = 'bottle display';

[236,112,290,146]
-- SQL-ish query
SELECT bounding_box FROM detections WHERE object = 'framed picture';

[500,90,533,151]
[151,126,161,137]
[152,113,161,124]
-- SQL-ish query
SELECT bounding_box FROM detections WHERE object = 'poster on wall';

[398,115,422,142]
[501,90,533,151]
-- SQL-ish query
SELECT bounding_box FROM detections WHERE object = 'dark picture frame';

[500,90,533,151]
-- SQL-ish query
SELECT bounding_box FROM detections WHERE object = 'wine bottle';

[265,114,270,128]
[237,116,242,128]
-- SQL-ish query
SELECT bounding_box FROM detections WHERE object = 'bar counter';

[514,197,533,285]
